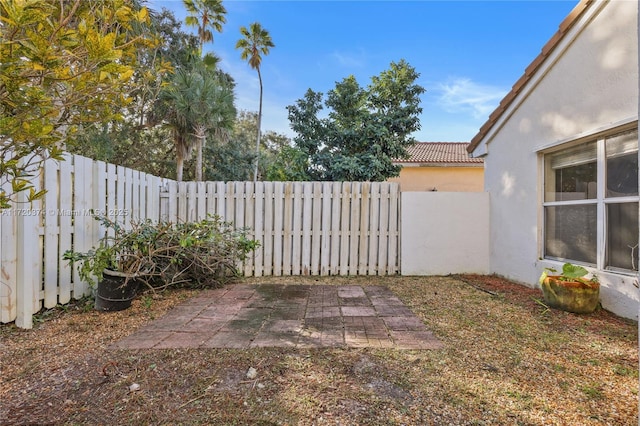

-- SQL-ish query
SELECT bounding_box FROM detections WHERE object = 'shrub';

[64,215,259,290]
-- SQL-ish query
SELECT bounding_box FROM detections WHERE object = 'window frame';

[541,124,639,275]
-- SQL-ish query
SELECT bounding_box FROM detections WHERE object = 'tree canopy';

[0,0,155,207]
[158,63,236,181]
[286,60,425,181]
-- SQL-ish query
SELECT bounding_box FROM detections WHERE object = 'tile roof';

[396,142,484,164]
[467,0,593,154]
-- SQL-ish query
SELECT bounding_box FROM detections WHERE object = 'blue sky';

[148,0,578,142]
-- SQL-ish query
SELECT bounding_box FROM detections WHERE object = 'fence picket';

[358,182,371,275]
[273,182,284,276]
[178,182,188,222]
[148,174,160,222]
[31,162,44,314]
[72,155,93,298]
[349,182,360,275]
[301,183,312,275]
[329,183,341,275]
[123,168,133,229]
[368,183,381,276]
[340,182,351,275]
[105,163,116,238]
[291,183,303,275]
[311,183,322,275]
[58,156,74,304]
[253,182,264,277]
[282,183,294,275]
[139,172,148,222]
[167,181,177,222]
[116,165,126,228]
[223,182,234,244]
[196,181,206,221]
[43,160,59,308]
[186,182,197,222]
[263,183,274,276]
[243,182,255,276]
[215,182,225,219]
[0,204,16,323]
[15,195,38,329]
[131,169,140,222]
[2,152,402,327]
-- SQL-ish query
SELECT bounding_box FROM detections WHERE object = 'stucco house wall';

[388,166,484,192]
[389,142,484,192]
[470,1,639,319]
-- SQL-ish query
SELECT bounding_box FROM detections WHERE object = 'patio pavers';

[111,284,443,350]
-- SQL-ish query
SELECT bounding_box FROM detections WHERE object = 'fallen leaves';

[0,275,637,425]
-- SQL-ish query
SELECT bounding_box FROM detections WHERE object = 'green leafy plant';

[63,215,160,286]
[539,263,599,288]
[538,262,600,314]
[64,214,259,290]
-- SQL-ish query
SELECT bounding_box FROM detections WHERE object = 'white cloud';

[436,78,507,119]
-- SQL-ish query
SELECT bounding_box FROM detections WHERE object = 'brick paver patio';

[112,284,443,350]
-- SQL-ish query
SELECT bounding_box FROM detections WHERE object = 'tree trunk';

[254,67,263,182]
[195,124,206,182]
[176,156,184,182]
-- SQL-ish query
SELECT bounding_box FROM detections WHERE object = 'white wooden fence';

[0,154,167,328]
[1,154,400,328]
[161,181,400,277]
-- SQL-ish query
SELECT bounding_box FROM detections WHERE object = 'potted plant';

[64,214,259,311]
[538,263,600,314]
[63,216,155,311]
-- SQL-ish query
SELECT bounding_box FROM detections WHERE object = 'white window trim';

[540,124,639,276]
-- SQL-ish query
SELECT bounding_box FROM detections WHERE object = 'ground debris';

[0,276,636,426]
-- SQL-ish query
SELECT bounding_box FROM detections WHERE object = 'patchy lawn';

[0,275,637,425]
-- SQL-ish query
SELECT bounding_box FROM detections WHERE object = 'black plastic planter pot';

[95,269,141,311]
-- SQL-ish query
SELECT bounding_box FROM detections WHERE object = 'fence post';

[157,179,168,222]
[15,193,38,329]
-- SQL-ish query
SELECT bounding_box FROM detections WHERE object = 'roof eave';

[466,0,595,155]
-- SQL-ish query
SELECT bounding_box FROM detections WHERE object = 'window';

[543,128,638,272]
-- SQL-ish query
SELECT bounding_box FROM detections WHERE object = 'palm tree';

[182,0,227,179]
[192,70,236,181]
[235,22,274,181]
[183,0,226,54]
[160,66,236,181]
[158,69,198,181]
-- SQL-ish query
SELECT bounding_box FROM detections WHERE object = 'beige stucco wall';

[472,1,639,319]
[388,166,484,192]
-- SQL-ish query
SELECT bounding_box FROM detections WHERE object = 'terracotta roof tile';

[559,0,590,32]
[395,142,484,164]
[468,0,593,154]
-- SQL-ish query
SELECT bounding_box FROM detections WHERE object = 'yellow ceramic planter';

[541,276,600,314]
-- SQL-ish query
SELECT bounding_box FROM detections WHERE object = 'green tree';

[68,7,185,171]
[235,22,274,181]
[207,110,257,181]
[264,144,309,181]
[182,0,227,179]
[0,0,153,207]
[221,110,302,182]
[286,60,425,181]
[183,0,226,67]
[66,7,202,179]
[159,64,235,181]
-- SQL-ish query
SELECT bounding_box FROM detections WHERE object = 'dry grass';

[0,274,637,425]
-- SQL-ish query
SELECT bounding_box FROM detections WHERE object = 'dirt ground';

[1,274,637,425]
